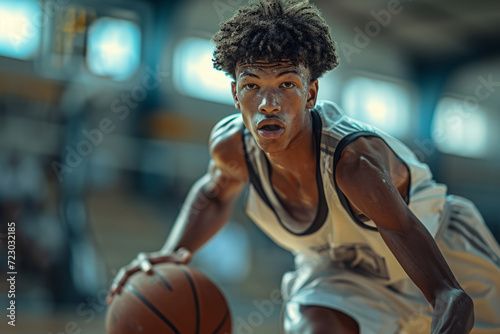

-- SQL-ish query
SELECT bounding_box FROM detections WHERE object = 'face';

[232,60,318,153]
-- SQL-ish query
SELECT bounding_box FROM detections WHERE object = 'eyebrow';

[276,70,300,78]
[239,69,300,79]
[239,71,260,79]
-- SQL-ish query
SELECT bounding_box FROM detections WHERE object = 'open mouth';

[259,124,283,131]
[257,121,285,138]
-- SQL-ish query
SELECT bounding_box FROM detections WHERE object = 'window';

[342,76,411,138]
[86,17,141,81]
[173,37,233,105]
[431,97,489,158]
[0,0,41,60]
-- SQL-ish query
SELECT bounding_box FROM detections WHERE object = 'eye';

[280,82,296,88]
[243,83,259,90]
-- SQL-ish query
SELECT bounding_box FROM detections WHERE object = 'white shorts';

[280,196,500,334]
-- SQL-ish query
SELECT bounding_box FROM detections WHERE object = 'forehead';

[235,60,309,79]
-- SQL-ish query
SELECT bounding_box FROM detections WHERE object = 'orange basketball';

[106,263,232,334]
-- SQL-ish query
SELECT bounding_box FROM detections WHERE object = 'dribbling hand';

[106,247,192,304]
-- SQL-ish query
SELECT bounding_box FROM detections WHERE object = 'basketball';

[106,263,232,334]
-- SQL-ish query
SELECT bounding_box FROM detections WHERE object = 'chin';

[249,128,288,153]
[256,140,286,154]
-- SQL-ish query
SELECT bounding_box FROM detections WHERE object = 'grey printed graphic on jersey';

[332,244,390,280]
[308,242,390,279]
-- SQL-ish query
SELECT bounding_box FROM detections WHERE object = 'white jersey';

[241,100,448,284]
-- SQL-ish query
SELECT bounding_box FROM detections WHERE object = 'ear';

[306,79,319,109]
[231,82,240,109]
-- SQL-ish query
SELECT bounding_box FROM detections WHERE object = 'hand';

[431,288,474,334]
[106,247,192,304]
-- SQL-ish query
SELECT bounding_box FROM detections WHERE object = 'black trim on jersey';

[217,114,239,129]
[242,127,282,224]
[332,131,412,231]
[241,110,329,236]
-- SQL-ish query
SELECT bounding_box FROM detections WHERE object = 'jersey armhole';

[332,131,412,231]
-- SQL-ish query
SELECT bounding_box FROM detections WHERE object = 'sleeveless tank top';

[241,100,448,284]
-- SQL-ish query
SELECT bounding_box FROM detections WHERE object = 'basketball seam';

[124,283,180,334]
[212,309,230,334]
[180,267,200,334]
[153,270,174,291]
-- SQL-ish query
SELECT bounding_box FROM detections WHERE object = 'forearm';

[379,219,475,333]
[107,172,243,301]
[162,174,238,254]
[335,139,474,332]
[378,215,463,305]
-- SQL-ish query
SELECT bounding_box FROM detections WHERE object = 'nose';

[259,89,281,114]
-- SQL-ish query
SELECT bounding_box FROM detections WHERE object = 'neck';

[266,114,316,179]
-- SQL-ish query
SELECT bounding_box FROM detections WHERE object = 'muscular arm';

[335,136,474,334]
[162,115,248,254]
[107,116,248,302]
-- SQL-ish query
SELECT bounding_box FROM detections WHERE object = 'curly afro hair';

[212,0,339,81]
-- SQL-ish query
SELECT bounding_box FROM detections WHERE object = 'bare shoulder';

[338,136,407,171]
[208,114,248,182]
[339,136,388,165]
[336,135,409,197]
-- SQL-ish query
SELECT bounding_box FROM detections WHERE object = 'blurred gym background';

[0,0,499,333]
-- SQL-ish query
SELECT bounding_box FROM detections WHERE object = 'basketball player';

[108,1,500,332]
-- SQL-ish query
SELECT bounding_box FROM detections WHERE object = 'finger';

[110,266,140,296]
[150,248,191,265]
[109,268,126,294]
[106,294,113,305]
[174,247,192,264]
[138,253,153,274]
[140,259,153,273]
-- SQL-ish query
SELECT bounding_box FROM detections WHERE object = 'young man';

[108,1,500,332]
